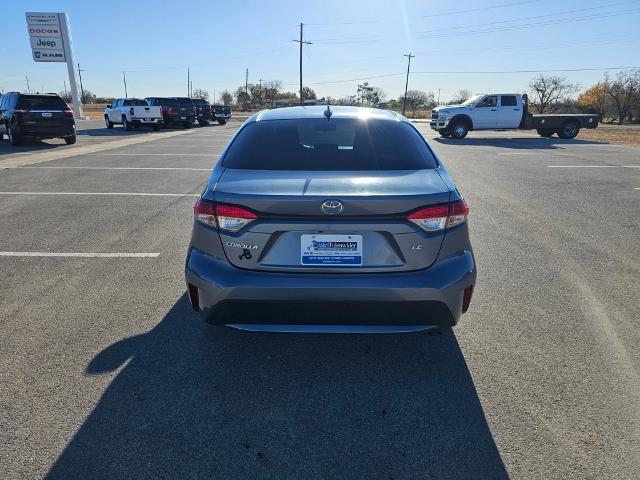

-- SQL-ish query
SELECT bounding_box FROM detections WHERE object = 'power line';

[416,0,638,34]
[416,0,542,18]
[417,8,640,39]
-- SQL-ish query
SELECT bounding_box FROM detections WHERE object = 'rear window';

[17,95,67,110]
[123,99,149,106]
[176,97,193,107]
[151,98,179,107]
[223,118,438,170]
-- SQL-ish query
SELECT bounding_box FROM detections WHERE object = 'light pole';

[402,53,415,116]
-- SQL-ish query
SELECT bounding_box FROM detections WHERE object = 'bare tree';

[608,69,640,124]
[263,80,283,106]
[191,88,209,101]
[301,86,316,101]
[529,74,579,113]
[449,89,472,104]
[399,90,435,116]
[220,90,232,106]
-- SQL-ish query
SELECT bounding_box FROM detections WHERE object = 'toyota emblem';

[321,200,344,215]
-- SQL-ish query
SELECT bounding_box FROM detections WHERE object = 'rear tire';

[438,129,450,137]
[8,125,21,146]
[64,134,76,145]
[537,128,554,137]
[153,125,161,131]
[184,122,192,129]
[105,115,114,129]
[123,116,132,131]
[557,121,580,139]
[198,120,209,126]
[217,119,227,125]
[449,120,468,139]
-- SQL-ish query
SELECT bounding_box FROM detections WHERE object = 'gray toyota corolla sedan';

[185,105,476,333]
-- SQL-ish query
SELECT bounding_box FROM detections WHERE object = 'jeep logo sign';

[30,37,59,50]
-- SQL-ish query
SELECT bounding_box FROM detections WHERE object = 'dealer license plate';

[301,234,362,266]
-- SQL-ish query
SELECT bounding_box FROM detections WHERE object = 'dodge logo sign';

[321,200,344,215]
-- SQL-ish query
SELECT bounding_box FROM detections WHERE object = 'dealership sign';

[25,12,65,62]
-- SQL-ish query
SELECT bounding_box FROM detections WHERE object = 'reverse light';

[215,204,257,232]
[193,200,257,232]
[129,107,135,117]
[408,199,469,232]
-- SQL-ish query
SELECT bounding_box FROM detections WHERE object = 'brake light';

[129,107,134,117]
[14,109,28,114]
[64,109,74,117]
[167,107,173,116]
[193,200,258,232]
[408,199,469,232]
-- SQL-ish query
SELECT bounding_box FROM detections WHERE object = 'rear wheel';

[123,116,132,131]
[558,121,580,139]
[184,122,192,129]
[105,115,114,129]
[438,129,450,138]
[449,120,468,139]
[64,134,76,145]
[217,119,227,125]
[8,125,21,146]
[152,125,161,131]
[536,128,554,137]
[198,120,209,126]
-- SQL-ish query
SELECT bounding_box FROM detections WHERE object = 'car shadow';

[47,294,509,479]
[433,136,605,149]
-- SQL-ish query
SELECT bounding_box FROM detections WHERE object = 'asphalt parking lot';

[1,120,639,479]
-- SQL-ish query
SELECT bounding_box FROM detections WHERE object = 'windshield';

[460,94,484,106]
[223,118,438,171]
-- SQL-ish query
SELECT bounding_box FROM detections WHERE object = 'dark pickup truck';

[211,105,231,125]
[431,93,599,139]
[191,98,213,125]
[145,97,195,128]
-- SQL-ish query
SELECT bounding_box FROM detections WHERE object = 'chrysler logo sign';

[321,200,344,215]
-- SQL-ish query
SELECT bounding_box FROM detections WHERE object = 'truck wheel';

[8,125,21,146]
[438,129,451,138]
[558,121,579,139]
[64,134,77,145]
[183,122,192,129]
[217,119,227,125]
[123,116,132,131]
[105,115,114,129]
[198,120,209,126]
[153,125,161,131]
[450,120,468,139]
[536,128,554,137]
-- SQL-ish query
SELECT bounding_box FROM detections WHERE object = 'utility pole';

[244,68,249,110]
[187,68,190,97]
[122,71,128,97]
[64,80,68,98]
[77,63,85,103]
[293,22,312,105]
[437,88,441,106]
[259,78,262,107]
[402,53,414,116]
[25,76,30,93]
[213,90,216,104]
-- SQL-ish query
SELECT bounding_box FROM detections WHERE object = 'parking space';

[1,123,639,479]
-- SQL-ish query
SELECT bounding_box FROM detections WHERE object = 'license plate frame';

[301,234,363,266]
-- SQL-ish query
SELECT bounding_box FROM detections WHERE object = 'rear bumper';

[131,118,163,126]
[185,248,476,328]
[15,124,75,138]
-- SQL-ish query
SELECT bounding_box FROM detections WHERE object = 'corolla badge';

[321,200,344,215]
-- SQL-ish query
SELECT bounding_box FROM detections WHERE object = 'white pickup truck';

[104,98,163,131]
[430,93,598,139]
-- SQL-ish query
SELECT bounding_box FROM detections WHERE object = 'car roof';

[250,105,404,123]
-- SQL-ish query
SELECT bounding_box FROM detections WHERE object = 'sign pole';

[57,13,83,118]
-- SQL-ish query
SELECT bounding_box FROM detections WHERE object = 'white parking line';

[85,153,215,156]
[0,251,159,258]
[0,192,200,197]
[17,166,210,171]
[548,165,640,168]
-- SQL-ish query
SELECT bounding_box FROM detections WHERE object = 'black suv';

[191,98,212,125]
[0,92,76,146]
[145,97,195,128]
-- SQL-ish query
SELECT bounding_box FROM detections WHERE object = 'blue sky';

[2,0,639,102]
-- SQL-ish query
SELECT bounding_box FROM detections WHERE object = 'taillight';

[408,199,469,232]
[129,107,134,116]
[167,107,173,116]
[193,200,258,232]
[14,109,28,115]
[215,204,257,232]
[64,109,74,117]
